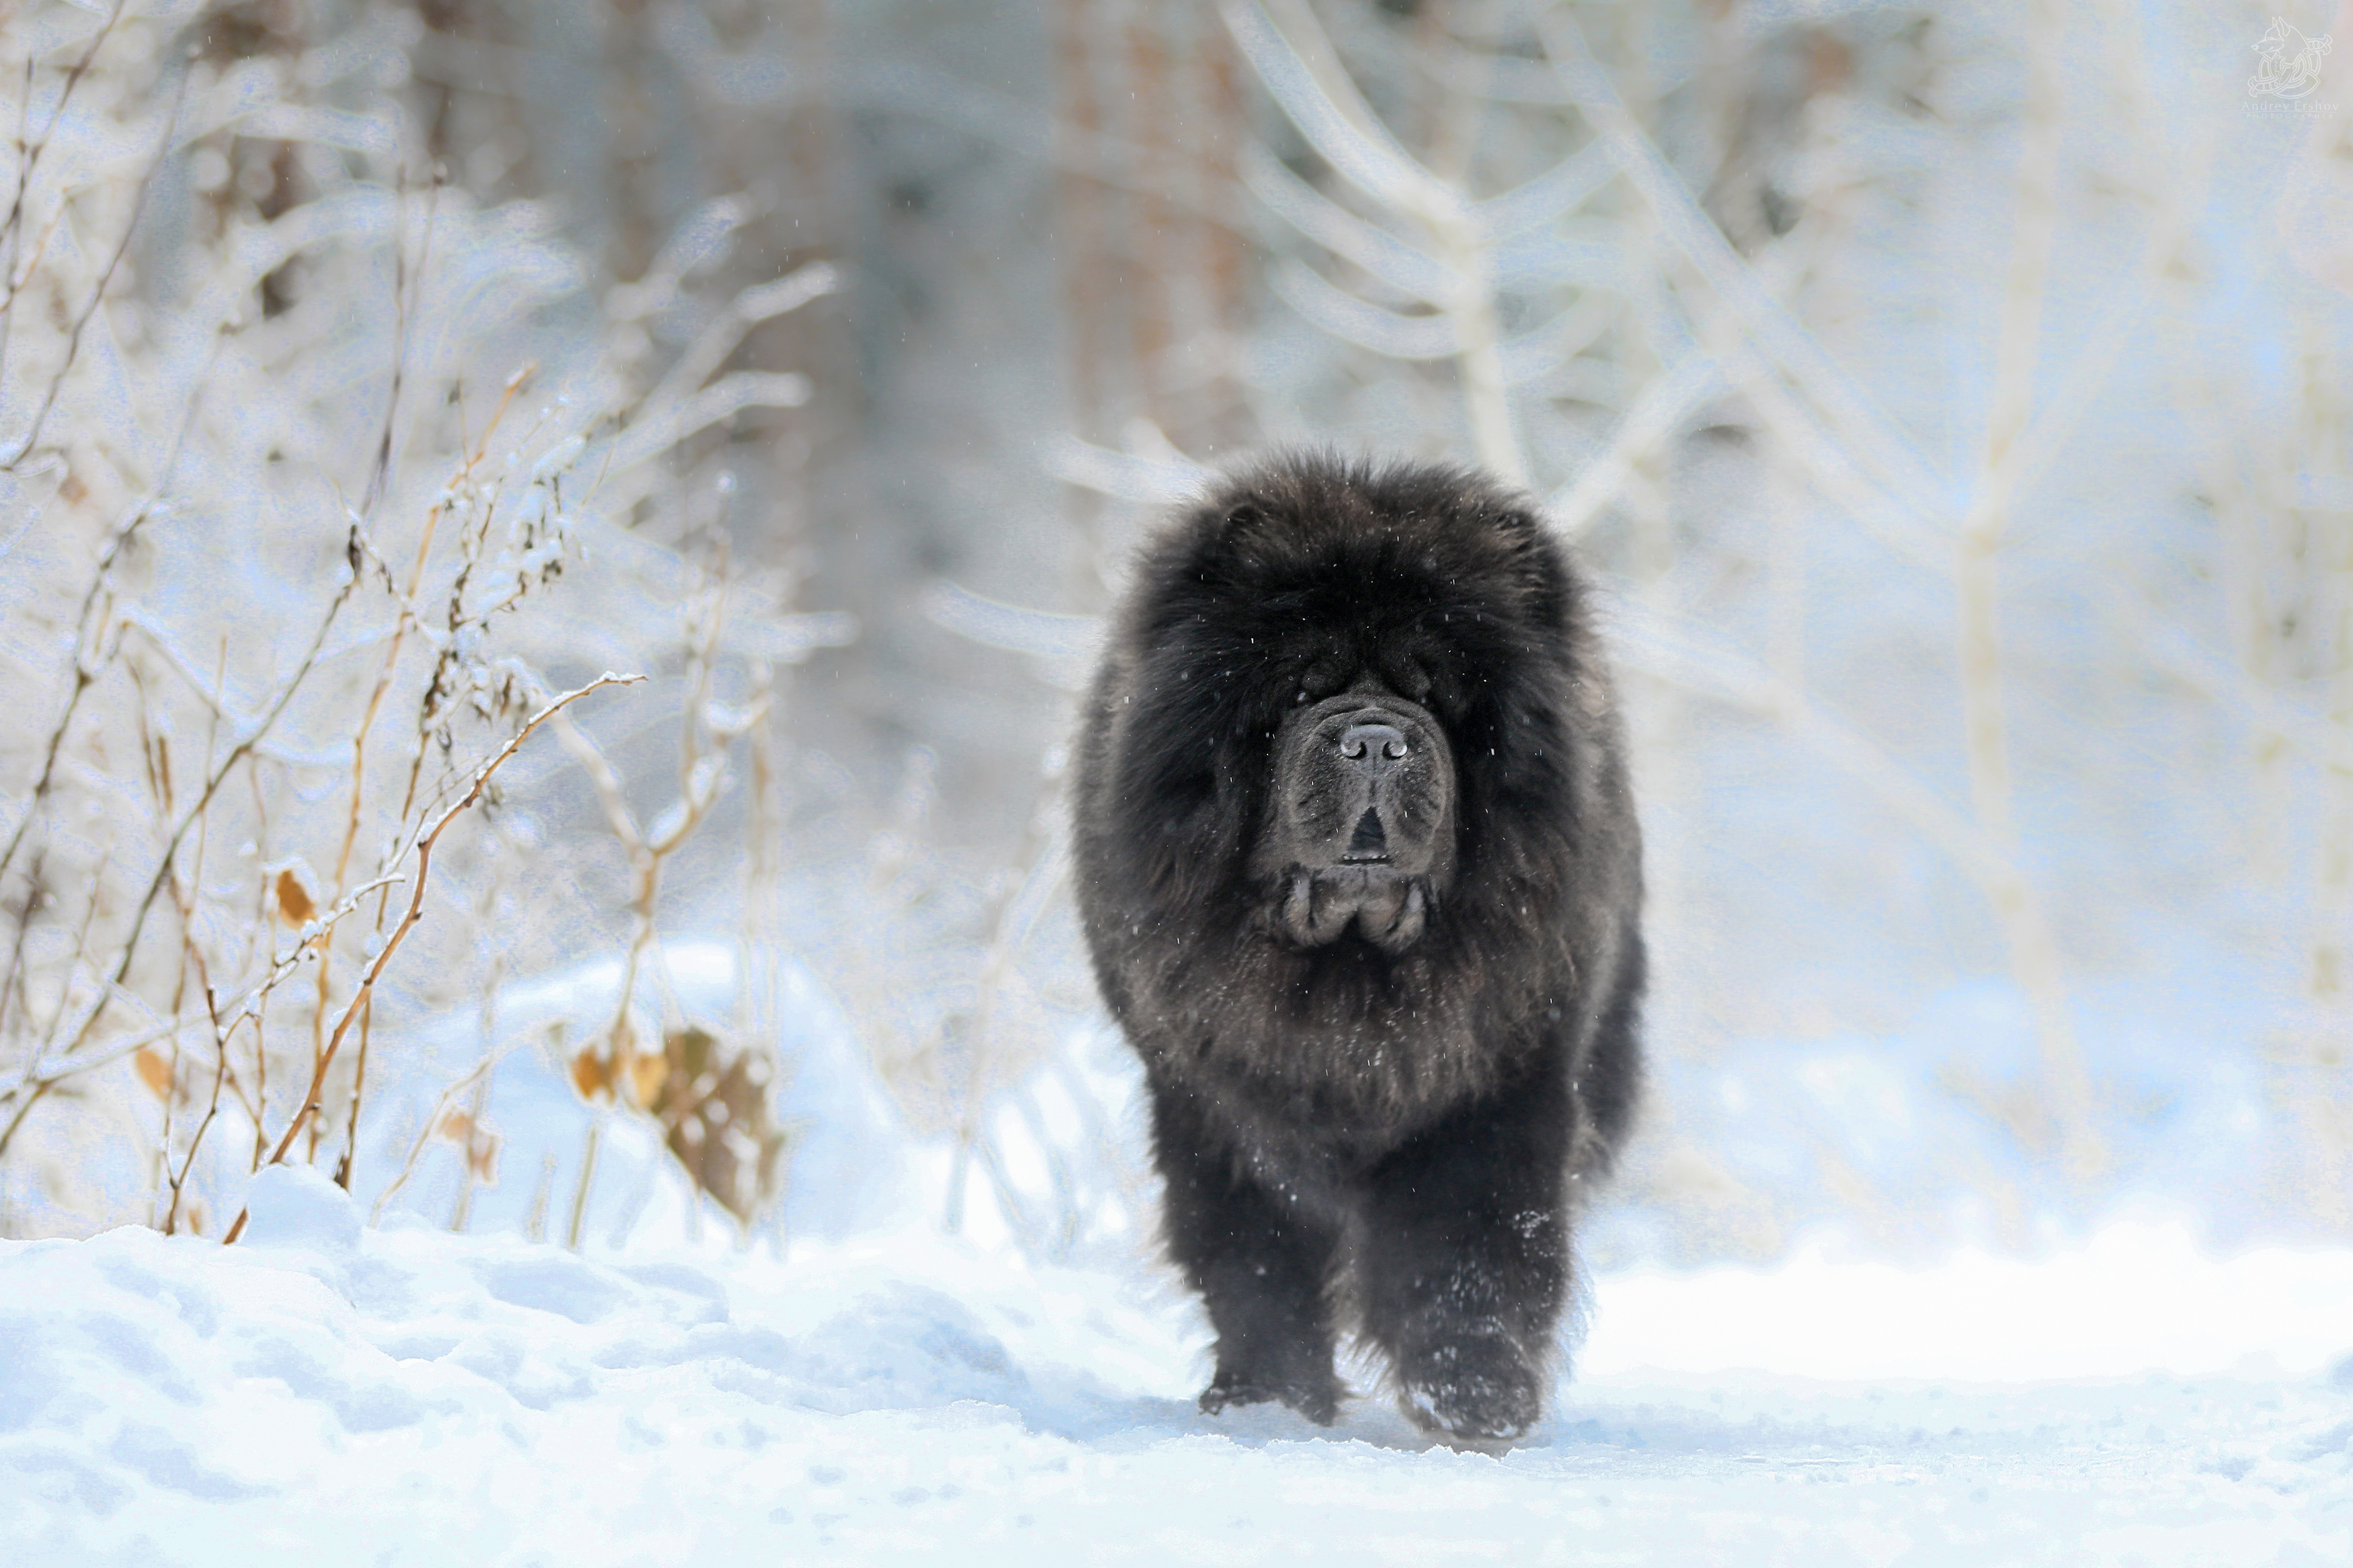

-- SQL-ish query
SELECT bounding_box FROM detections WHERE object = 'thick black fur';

[1071,452,1645,1445]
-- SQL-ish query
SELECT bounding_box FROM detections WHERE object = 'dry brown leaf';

[569,1046,610,1102]
[434,1108,502,1182]
[274,867,316,925]
[133,1045,173,1100]
[651,1024,787,1227]
[625,1048,668,1110]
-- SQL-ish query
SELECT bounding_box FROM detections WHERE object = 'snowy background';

[3,0,2352,1559]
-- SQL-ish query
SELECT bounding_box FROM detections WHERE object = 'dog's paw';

[1395,1335,1542,1445]
[1199,1372,1342,1426]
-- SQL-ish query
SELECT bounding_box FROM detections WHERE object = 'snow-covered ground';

[6,1165,2349,1567]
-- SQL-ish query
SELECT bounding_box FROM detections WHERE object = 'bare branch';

[2,54,192,470]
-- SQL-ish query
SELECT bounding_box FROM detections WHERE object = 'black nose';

[1338,722,1408,769]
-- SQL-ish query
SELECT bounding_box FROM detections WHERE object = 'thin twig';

[1,506,167,890]
[367,1038,519,1225]
[359,166,442,518]
[0,2,126,395]
[163,981,231,1235]
[2,54,192,470]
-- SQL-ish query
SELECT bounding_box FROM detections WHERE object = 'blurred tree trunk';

[1057,0,1255,468]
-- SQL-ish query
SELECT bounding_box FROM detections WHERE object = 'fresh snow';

[5,1165,2349,1567]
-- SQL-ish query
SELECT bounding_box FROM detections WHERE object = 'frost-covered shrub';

[0,1,837,1240]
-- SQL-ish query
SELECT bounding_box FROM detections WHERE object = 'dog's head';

[1092,454,1595,966]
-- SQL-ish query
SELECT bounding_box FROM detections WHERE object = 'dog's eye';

[1295,659,1346,702]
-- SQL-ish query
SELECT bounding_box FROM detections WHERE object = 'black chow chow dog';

[1071,452,1644,1445]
